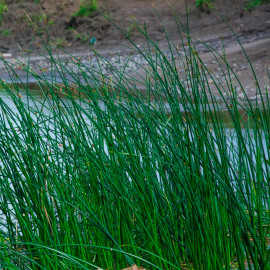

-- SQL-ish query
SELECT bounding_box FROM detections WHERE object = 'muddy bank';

[0,0,270,53]
[1,29,269,102]
[0,0,269,103]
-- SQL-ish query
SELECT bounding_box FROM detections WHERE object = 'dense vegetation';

[0,7,270,270]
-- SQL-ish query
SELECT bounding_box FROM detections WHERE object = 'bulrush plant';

[0,6,270,270]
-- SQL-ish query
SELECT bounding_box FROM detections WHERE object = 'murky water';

[0,82,260,124]
[0,82,268,176]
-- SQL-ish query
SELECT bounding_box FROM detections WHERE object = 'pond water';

[0,82,268,174]
[0,82,260,125]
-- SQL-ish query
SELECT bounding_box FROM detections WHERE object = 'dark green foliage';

[0,29,10,36]
[195,0,213,11]
[0,9,270,270]
[0,0,7,23]
[245,0,270,10]
[74,0,98,17]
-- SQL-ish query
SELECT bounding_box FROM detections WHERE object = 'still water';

[0,82,268,173]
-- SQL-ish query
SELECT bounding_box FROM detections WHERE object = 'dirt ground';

[0,0,269,52]
[0,0,270,98]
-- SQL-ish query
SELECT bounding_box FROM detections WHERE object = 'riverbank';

[1,0,270,101]
[1,0,270,54]
[1,29,269,103]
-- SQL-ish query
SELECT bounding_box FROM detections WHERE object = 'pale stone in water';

[2,53,12,57]
[121,265,146,270]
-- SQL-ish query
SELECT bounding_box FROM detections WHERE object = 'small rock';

[66,16,78,28]
[0,46,9,53]
[121,265,146,270]
[2,53,12,58]
[249,95,258,100]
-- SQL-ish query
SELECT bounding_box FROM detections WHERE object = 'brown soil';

[0,0,270,53]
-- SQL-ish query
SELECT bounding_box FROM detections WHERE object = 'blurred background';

[0,0,270,53]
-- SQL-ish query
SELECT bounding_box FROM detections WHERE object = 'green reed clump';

[0,9,270,270]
